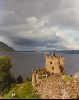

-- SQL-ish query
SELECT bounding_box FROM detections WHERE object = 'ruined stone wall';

[32,54,65,87]
[32,69,44,87]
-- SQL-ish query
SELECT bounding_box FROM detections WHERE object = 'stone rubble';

[36,73,79,99]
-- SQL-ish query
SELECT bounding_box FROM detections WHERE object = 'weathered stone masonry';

[32,53,65,87]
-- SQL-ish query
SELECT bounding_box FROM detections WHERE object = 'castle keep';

[32,53,65,87]
[45,53,64,74]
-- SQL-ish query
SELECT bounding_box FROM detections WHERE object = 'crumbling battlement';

[45,53,64,74]
[32,53,65,87]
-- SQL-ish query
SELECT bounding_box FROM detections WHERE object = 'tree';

[16,75,23,84]
[0,56,15,93]
[0,56,12,71]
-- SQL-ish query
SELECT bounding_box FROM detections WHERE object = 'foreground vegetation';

[0,56,16,94]
[4,81,40,99]
[0,56,40,99]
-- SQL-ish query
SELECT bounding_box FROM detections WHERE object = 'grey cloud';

[0,0,79,50]
[13,38,45,46]
[0,29,75,50]
[47,43,69,49]
[0,0,61,26]
[0,0,79,28]
[10,34,69,50]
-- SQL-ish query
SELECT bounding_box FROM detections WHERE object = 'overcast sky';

[0,0,79,51]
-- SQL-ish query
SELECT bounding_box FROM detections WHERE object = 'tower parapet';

[45,53,64,74]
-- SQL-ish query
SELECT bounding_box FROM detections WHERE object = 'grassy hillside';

[4,81,41,99]
[0,41,15,52]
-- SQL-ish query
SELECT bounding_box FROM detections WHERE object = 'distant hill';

[42,50,79,54]
[0,41,15,52]
[56,50,79,54]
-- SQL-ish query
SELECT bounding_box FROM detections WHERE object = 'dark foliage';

[16,75,23,84]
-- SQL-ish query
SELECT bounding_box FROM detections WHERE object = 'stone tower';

[32,53,65,88]
[45,53,64,74]
[32,70,39,87]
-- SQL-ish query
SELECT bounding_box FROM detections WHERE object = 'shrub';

[16,75,23,84]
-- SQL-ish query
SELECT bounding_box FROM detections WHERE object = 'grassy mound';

[4,81,40,99]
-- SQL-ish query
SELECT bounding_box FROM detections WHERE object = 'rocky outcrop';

[36,73,79,99]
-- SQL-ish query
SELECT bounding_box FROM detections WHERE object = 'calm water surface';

[0,52,79,79]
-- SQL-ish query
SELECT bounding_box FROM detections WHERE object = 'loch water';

[0,52,79,79]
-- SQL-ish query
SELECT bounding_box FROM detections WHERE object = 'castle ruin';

[32,53,65,87]
[45,53,64,74]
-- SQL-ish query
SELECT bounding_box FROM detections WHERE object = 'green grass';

[4,82,41,99]
[63,74,73,81]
